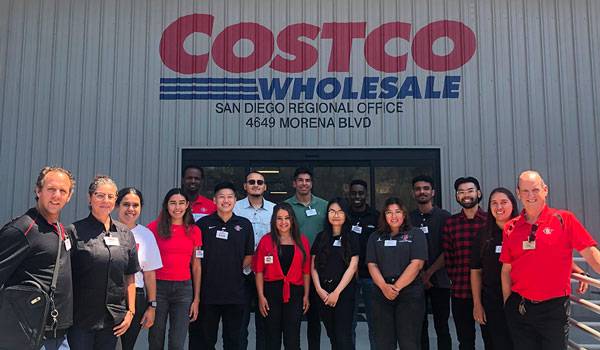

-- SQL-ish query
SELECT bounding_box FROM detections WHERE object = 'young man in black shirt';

[347,179,379,349]
[408,175,452,350]
[195,182,254,350]
[0,166,75,350]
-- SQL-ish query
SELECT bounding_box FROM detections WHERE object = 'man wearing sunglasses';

[234,171,275,350]
[500,170,600,350]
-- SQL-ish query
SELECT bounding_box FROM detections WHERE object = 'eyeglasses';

[328,209,344,216]
[247,179,264,185]
[528,224,538,242]
[93,192,116,201]
[457,188,477,196]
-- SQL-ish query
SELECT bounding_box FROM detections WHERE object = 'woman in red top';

[254,202,310,350]
[147,188,201,350]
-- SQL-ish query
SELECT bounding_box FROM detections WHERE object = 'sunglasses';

[528,224,538,242]
[247,179,265,185]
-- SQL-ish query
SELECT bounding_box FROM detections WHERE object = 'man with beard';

[347,179,379,349]
[182,165,216,221]
[442,177,488,350]
[234,171,275,350]
[500,171,600,350]
[409,175,452,350]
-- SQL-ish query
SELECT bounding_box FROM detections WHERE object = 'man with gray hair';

[500,170,600,350]
[0,166,76,350]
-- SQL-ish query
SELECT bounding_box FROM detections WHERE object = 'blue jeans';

[352,277,376,349]
[67,327,119,350]
[149,280,193,350]
[41,334,70,350]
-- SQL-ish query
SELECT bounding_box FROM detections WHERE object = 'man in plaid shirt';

[442,177,488,350]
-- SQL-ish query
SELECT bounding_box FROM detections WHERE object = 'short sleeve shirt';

[148,222,202,281]
[191,195,217,222]
[348,206,380,279]
[284,195,328,244]
[0,208,74,330]
[470,225,503,302]
[234,197,275,250]
[196,213,254,305]
[130,224,163,288]
[500,206,597,301]
[71,215,140,329]
[409,207,452,288]
[366,228,428,283]
[311,231,360,284]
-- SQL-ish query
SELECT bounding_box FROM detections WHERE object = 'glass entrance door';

[182,148,442,212]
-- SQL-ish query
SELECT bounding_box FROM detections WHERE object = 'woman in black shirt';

[470,187,518,350]
[311,198,359,350]
[366,197,427,350]
[68,175,140,350]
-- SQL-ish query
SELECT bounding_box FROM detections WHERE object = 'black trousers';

[505,293,569,350]
[305,285,321,350]
[121,288,147,350]
[421,287,452,350]
[319,281,355,350]
[196,303,245,350]
[451,297,494,350]
[481,294,513,350]
[262,281,304,350]
[372,284,425,350]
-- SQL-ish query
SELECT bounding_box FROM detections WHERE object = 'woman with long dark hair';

[68,175,140,349]
[116,187,163,350]
[147,188,201,350]
[470,187,518,349]
[366,197,427,350]
[311,198,359,350]
[254,202,310,350]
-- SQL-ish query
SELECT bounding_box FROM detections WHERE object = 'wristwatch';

[147,300,157,308]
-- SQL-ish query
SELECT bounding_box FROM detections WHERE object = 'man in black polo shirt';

[0,166,75,350]
[408,175,452,350]
[195,182,255,350]
[347,179,379,349]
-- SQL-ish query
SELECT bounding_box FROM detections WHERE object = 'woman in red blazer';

[254,202,310,350]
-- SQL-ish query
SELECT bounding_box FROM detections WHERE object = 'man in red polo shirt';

[182,165,216,222]
[500,170,600,350]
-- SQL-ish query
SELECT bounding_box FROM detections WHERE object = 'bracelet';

[127,310,135,316]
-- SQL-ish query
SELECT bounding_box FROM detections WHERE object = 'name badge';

[522,241,536,250]
[64,238,72,251]
[351,225,363,234]
[264,256,274,264]
[495,245,502,254]
[104,236,120,246]
[305,208,317,217]
[384,240,397,247]
[196,249,204,258]
[333,239,342,247]
[420,226,429,234]
[216,230,229,240]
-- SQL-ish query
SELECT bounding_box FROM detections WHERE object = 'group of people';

[1,165,600,350]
